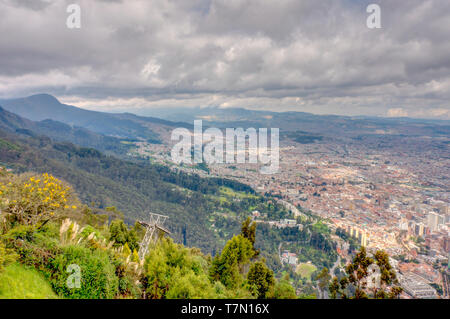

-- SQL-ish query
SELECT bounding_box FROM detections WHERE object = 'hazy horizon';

[2,92,450,123]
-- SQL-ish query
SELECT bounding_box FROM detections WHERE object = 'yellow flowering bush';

[0,173,79,225]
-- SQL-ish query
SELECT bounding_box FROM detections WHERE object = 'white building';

[427,212,445,232]
[400,273,437,299]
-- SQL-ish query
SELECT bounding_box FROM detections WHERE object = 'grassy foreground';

[0,263,58,299]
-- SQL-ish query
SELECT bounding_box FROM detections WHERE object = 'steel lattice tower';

[138,213,170,261]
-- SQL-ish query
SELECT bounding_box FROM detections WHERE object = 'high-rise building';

[415,223,426,237]
[399,218,408,231]
[361,232,368,247]
[427,212,440,232]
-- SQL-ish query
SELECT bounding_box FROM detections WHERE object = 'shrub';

[0,241,17,272]
[272,277,298,299]
[142,238,216,299]
[166,271,215,299]
[49,245,119,299]
[4,224,35,242]
[3,223,60,270]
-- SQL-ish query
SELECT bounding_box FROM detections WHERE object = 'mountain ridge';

[0,105,131,155]
[0,94,167,143]
[0,107,260,254]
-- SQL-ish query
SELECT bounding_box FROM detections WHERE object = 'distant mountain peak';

[27,93,60,104]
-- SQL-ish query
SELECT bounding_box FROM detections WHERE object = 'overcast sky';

[0,0,449,119]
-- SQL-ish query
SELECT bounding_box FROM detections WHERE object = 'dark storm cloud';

[0,0,448,119]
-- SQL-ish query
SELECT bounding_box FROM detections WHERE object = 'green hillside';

[0,125,268,254]
[0,170,297,299]
[0,106,131,155]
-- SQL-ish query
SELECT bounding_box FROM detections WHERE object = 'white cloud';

[0,0,449,119]
[387,108,408,118]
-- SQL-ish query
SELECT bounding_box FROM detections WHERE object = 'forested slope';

[0,125,258,254]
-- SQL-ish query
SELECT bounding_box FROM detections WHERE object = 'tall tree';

[372,250,402,299]
[109,219,139,251]
[329,247,402,299]
[209,235,254,288]
[241,217,259,256]
[247,260,275,299]
[316,267,331,298]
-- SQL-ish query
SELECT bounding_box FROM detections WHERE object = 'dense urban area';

[131,127,450,299]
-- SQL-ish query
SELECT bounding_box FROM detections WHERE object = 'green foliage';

[241,217,259,256]
[105,206,124,219]
[166,272,215,299]
[0,165,299,299]
[80,225,101,240]
[123,243,131,258]
[316,267,331,294]
[112,256,141,299]
[341,247,373,299]
[372,250,403,299]
[0,241,17,272]
[142,238,216,299]
[329,247,402,299]
[49,245,119,299]
[256,222,338,274]
[109,220,128,246]
[247,261,275,299]
[109,219,139,251]
[4,220,128,300]
[4,225,59,272]
[0,137,21,151]
[0,128,256,254]
[209,235,254,288]
[132,249,139,263]
[4,224,36,242]
[311,221,330,235]
[272,276,297,299]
